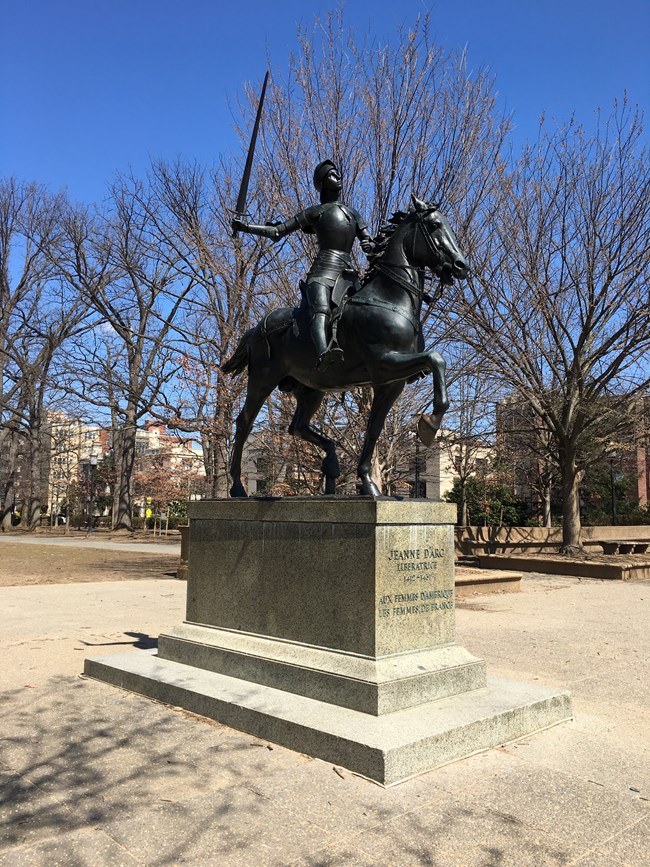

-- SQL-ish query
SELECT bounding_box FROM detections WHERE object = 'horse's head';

[408,195,468,284]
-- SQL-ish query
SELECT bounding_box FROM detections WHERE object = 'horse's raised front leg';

[289,386,340,494]
[230,383,275,498]
[357,381,405,497]
[375,349,448,411]
[373,349,449,445]
[418,350,449,445]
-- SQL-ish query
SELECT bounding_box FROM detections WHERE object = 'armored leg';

[306,281,344,372]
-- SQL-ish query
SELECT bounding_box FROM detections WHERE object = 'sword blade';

[234,71,269,226]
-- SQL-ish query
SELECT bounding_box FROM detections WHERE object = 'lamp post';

[87,454,98,535]
[609,453,617,527]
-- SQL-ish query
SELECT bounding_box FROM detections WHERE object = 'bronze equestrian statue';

[224,191,468,498]
[232,159,374,371]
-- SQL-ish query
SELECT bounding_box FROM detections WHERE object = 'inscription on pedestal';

[375,523,455,654]
[377,589,454,618]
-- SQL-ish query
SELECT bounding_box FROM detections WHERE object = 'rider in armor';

[232,160,374,371]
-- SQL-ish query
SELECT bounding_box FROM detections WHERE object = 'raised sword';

[232,70,269,237]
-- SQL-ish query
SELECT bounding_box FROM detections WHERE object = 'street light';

[610,455,617,527]
[607,446,623,527]
[87,454,98,535]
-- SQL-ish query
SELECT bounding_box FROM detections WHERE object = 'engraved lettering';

[394,592,419,602]
[396,560,437,572]
[423,547,445,559]
[419,589,453,600]
[388,549,421,561]
[377,594,454,618]
[392,605,420,616]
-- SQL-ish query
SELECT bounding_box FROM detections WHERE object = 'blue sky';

[3,0,649,205]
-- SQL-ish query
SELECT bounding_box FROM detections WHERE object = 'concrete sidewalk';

[0,533,181,556]
[1,574,648,865]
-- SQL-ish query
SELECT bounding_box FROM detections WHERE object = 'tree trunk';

[19,428,43,532]
[543,481,552,528]
[559,451,583,552]
[113,420,136,531]
[27,496,42,531]
[201,434,219,498]
[459,478,469,527]
[111,423,122,527]
[1,430,19,531]
[214,436,230,498]
[1,475,15,531]
[28,423,45,531]
[203,427,233,499]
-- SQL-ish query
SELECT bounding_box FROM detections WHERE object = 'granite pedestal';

[85,498,571,785]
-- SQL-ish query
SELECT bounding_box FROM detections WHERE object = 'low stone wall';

[479,554,650,582]
[456,525,650,556]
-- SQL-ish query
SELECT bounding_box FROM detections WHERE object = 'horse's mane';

[363,209,410,284]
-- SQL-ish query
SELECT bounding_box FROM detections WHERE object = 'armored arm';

[231,215,301,241]
[358,226,375,256]
[350,208,374,255]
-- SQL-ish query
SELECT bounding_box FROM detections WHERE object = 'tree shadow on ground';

[88,558,180,581]
[0,676,576,866]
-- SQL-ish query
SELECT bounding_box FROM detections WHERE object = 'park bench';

[599,541,650,555]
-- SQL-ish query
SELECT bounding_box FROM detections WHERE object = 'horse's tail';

[221,327,255,376]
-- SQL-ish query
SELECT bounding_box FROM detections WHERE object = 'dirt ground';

[0,542,180,587]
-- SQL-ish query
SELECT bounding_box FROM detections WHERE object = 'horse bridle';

[350,208,450,331]
[413,208,456,285]
[372,209,446,303]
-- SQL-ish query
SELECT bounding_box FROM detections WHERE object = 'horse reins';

[349,209,447,331]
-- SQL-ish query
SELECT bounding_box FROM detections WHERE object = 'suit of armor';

[232,161,373,370]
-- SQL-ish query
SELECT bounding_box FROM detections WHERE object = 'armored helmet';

[313,159,338,192]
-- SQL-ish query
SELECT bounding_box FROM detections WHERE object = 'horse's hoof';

[359,479,382,497]
[229,483,248,498]
[417,412,444,446]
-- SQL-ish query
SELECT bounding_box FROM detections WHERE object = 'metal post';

[87,454,98,535]
[610,457,617,526]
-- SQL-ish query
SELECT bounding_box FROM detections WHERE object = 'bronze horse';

[222,195,468,497]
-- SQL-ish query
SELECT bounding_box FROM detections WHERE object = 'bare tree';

[0,180,53,528]
[0,179,91,530]
[495,396,560,527]
[15,291,91,529]
[454,100,650,550]
[143,158,271,496]
[60,178,195,529]
[438,353,502,525]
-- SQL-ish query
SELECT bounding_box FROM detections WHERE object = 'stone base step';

[455,567,522,596]
[456,556,481,567]
[85,650,571,786]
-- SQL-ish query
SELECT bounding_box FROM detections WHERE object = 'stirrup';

[316,345,344,372]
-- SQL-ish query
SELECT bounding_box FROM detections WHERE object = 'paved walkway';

[1,572,648,865]
[0,533,180,556]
